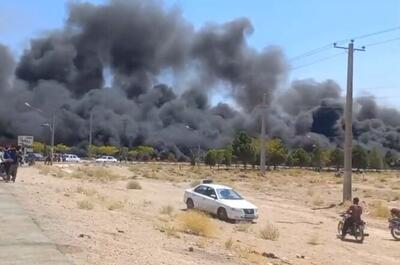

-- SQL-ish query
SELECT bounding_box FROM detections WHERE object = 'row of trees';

[31,131,399,170]
[205,132,398,170]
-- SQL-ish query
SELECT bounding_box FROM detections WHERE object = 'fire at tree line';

[31,131,398,171]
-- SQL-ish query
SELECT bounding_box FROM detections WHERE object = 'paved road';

[0,184,72,265]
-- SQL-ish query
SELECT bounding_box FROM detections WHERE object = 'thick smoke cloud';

[1,0,399,157]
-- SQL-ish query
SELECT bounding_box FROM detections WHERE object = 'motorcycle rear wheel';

[391,226,400,241]
[337,221,344,236]
[355,227,364,243]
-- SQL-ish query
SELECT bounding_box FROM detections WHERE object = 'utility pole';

[50,113,55,165]
[260,93,267,175]
[334,40,365,202]
[88,111,93,158]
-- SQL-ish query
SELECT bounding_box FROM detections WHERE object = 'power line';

[288,44,332,62]
[290,52,346,71]
[289,25,400,62]
[364,36,400,47]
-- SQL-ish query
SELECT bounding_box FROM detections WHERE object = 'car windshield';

[216,188,243,200]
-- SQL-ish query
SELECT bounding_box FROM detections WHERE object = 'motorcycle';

[389,208,400,241]
[337,213,365,243]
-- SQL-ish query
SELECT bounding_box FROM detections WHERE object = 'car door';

[192,185,209,211]
[203,187,219,214]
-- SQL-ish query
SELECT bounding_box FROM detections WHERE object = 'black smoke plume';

[0,0,399,157]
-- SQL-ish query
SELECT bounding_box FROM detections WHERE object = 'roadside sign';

[18,136,34,147]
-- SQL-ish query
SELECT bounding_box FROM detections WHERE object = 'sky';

[1,0,399,107]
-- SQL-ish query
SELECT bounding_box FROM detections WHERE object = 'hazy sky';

[1,0,399,107]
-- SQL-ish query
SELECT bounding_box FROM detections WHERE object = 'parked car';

[95,155,118,163]
[63,154,81,163]
[183,181,258,221]
[26,153,44,162]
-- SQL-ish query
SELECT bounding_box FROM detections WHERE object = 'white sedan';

[64,154,81,162]
[95,156,118,163]
[184,182,258,221]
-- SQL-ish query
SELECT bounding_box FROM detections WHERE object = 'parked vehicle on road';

[183,181,258,221]
[338,213,365,243]
[95,156,118,163]
[63,154,81,163]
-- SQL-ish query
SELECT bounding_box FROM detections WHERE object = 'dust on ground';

[5,163,400,265]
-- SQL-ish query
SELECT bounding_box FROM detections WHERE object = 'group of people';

[0,145,21,183]
[341,197,400,239]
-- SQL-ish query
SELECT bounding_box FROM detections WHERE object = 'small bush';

[225,238,234,250]
[370,201,390,218]
[127,180,142,190]
[156,223,179,238]
[77,199,94,210]
[72,167,121,182]
[176,211,216,237]
[76,187,97,196]
[107,200,124,211]
[160,205,174,216]
[259,222,279,241]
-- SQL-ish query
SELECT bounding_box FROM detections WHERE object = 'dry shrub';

[369,200,390,218]
[234,246,263,264]
[77,199,94,210]
[259,222,279,241]
[160,205,174,216]
[156,223,179,238]
[76,186,97,196]
[72,166,121,182]
[225,238,234,250]
[126,180,142,190]
[37,165,69,178]
[176,211,216,237]
[107,200,125,211]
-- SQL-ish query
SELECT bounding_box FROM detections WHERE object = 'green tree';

[54,143,70,153]
[266,138,288,169]
[223,148,232,167]
[132,146,155,161]
[288,148,311,167]
[368,148,383,169]
[352,145,368,171]
[384,150,397,168]
[97,145,119,156]
[232,131,255,169]
[205,149,218,168]
[329,147,344,171]
[32,141,45,153]
[119,147,129,161]
[310,145,322,170]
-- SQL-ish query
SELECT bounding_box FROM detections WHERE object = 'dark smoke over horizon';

[1,0,399,157]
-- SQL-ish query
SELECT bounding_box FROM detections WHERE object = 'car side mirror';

[210,194,217,199]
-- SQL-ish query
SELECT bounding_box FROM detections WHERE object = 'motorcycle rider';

[341,197,363,239]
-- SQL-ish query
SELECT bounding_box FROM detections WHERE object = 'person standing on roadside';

[3,145,19,183]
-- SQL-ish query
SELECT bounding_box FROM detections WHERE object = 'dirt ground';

[4,162,400,265]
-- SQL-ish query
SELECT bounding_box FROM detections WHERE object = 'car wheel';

[217,207,228,221]
[186,198,194,210]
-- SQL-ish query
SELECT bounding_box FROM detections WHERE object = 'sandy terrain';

[4,163,400,265]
